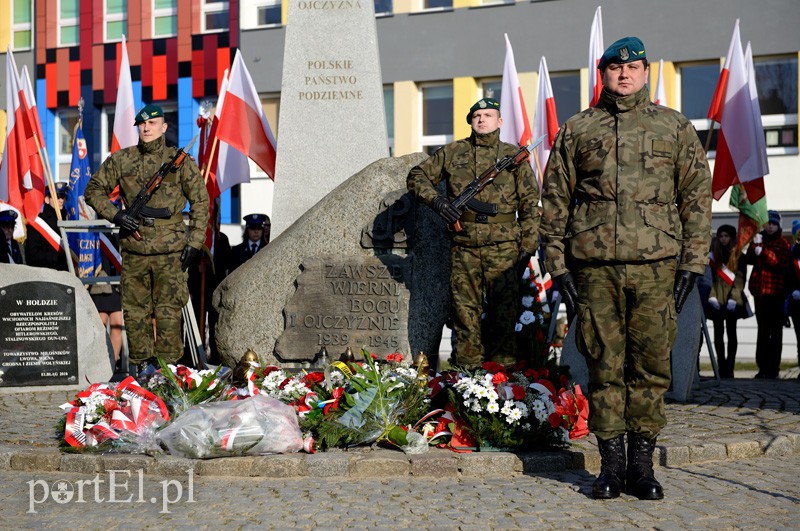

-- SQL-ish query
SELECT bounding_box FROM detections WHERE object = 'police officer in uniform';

[85,104,209,369]
[0,210,24,264]
[541,37,711,500]
[407,98,540,368]
[228,213,270,273]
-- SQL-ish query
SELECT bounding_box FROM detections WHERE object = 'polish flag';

[707,21,739,123]
[588,6,604,107]
[709,21,768,202]
[744,42,769,188]
[111,35,137,153]
[0,48,45,223]
[532,56,558,184]
[216,50,277,180]
[208,69,251,196]
[499,33,533,151]
[200,68,250,250]
[654,59,667,107]
[20,66,45,146]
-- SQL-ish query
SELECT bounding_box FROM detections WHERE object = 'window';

[550,71,580,125]
[202,0,229,32]
[422,0,451,10]
[56,111,80,180]
[153,0,178,37]
[105,0,127,42]
[384,85,394,154]
[481,79,502,101]
[59,0,80,46]
[375,0,392,15]
[11,0,33,50]
[679,62,721,151]
[421,83,453,154]
[241,0,281,29]
[754,55,798,153]
[478,0,514,5]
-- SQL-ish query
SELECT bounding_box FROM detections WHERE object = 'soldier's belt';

[460,211,517,224]
[139,207,180,228]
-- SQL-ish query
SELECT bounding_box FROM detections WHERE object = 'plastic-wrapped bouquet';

[138,358,225,416]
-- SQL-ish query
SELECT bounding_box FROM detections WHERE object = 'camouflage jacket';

[407,129,540,252]
[541,86,711,277]
[85,136,209,256]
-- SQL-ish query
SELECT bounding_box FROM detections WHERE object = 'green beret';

[598,36,647,70]
[134,104,164,125]
[466,98,501,124]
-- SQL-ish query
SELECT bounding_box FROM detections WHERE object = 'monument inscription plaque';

[0,281,79,386]
[275,254,411,361]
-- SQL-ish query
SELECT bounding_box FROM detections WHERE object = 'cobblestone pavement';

[2,455,798,529]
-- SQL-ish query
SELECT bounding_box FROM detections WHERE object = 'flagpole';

[34,132,62,222]
[704,120,717,154]
[202,136,220,185]
[531,148,543,185]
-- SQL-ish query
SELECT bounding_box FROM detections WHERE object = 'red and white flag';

[20,65,45,146]
[499,33,533,151]
[654,59,667,107]
[588,6,604,107]
[532,56,558,184]
[744,42,769,185]
[708,20,768,202]
[111,35,137,153]
[210,69,252,196]
[0,48,45,223]
[216,50,277,180]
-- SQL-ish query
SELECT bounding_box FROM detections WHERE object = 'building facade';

[1,0,799,243]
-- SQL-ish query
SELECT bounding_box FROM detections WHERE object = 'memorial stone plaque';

[0,281,79,386]
[275,254,411,361]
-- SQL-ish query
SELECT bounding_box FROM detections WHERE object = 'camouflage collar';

[470,128,501,147]
[138,135,166,154]
[598,85,650,113]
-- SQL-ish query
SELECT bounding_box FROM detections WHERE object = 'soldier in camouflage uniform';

[541,37,711,500]
[86,104,209,368]
[407,98,540,368]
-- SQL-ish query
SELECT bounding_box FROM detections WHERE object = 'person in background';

[745,210,791,379]
[0,210,24,264]
[704,225,748,378]
[89,234,124,371]
[25,182,69,271]
[541,37,711,500]
[228,213,270,273]
[787,219,800,378]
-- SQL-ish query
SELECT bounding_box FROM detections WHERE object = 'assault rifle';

[121,135,198,241]
[450,134,546,233]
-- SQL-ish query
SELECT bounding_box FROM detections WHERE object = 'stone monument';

[213,153,452,368]
[271,0,389,237]
[0,265,114,392]
[559,286,704,402]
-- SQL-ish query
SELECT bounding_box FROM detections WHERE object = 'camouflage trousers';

[574,259,677,440]
[121,251,189,364]
[450,241,520,368]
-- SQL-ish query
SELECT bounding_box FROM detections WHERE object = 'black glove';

[516,251,533,279]
[180,246,201,272]
[431,196,462,225]
[113,209,139,232]
[556,272,578,320]
[673,270,699,314]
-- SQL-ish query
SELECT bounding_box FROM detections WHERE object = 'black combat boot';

[626,432,664,500]
[592,434,626,499]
